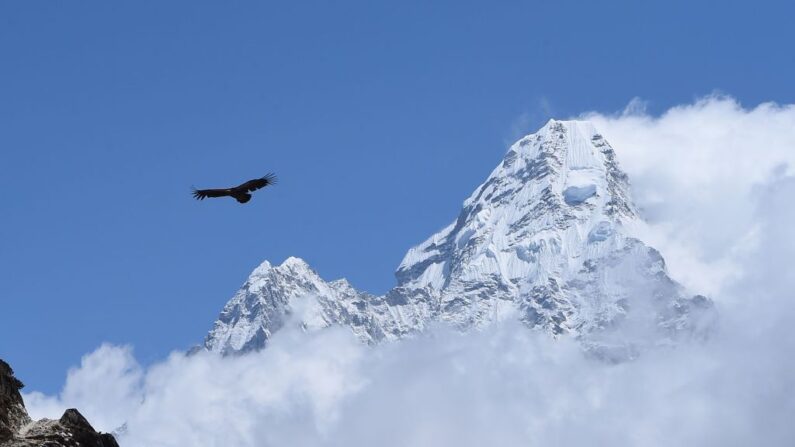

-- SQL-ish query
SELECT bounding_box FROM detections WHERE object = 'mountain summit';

[203,120,713,356]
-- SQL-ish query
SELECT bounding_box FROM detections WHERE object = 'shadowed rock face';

[0,359,118,447]
[0,360,31,444]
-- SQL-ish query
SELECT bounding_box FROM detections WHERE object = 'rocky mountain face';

[0,359,118,447]
[204,120,714,357]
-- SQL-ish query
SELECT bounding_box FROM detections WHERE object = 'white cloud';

[23,97,795,447]
[24,344,143,431]
[582,96,795,296]
[24,270,795,447]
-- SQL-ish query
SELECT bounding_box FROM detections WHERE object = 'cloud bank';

[584,96,795,296]
[24,96,795,446]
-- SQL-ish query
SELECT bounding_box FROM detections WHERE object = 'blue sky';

[2,0,793,393]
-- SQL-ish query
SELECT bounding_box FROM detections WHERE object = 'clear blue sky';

[2,0,793,393]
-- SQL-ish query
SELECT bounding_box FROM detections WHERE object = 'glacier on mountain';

[204,120,714,356]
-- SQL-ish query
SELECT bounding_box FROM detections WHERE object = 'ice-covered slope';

[394,120,640,333]
[204,120,713,355]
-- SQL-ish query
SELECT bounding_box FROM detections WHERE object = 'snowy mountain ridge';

[204,120,713,356]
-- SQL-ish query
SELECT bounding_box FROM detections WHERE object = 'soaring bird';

[192,173,277,203]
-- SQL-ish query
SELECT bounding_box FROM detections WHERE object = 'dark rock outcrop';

[0,360,31,444]
[0,359,119,447]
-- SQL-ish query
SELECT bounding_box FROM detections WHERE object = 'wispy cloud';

[505,97,556,145]
[583,95,795,295]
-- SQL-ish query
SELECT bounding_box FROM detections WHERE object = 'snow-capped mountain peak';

[204,120,713,356]
[397,119,637,292]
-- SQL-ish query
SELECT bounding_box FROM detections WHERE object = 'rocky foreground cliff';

[0,359,118,447]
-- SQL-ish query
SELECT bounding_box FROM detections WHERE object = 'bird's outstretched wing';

[192,188,232,200]
[236,173,278,192]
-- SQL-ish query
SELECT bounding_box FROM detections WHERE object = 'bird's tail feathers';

[262,173,278,184]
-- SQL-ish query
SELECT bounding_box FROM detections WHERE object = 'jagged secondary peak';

[249,256,312,276]
[204,257,328,353]
[204,257,395,353]
[280,256,312,269]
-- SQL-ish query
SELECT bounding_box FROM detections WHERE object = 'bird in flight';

[192,173,277,204]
